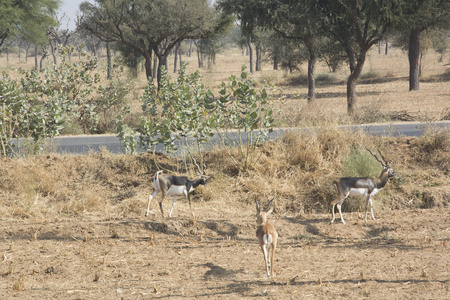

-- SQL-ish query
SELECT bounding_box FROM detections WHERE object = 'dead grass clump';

[360,70,380,80]
[280,72,308,86]
[442,108,450,121]
[421,189,450,209]
[281,126,366,171]
[316,72,338,84]
[358,108,418,123]
[281,131,323,171]
[272,97,350,128]
[114,198,144,218]
[416,127,449,172]
[1,128,448,220]
[418,127,449,152]
[255,140,291,177]
[13,276,25,291]
[204,148,240,176]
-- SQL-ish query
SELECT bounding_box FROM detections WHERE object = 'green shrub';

[341,147,381,178]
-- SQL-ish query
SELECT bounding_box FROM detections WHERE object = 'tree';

[0,0,60,51]
[79,0,225,87]
[257,0,326,103]
[263,30,306,73]
[401,0,449,91]
[320,0,403,115]
[193,14,233,69]
[218,0,260,73]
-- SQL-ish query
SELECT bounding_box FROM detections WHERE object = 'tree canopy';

[399,0,449,90]
[0,0,60,50]
[318,0,404,114]
[79,0,227,86]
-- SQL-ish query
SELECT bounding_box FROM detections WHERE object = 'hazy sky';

[59,0,91,31]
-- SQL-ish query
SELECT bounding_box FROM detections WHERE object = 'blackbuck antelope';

[145,171,207,218]
[330,149,397,224]
[255,199,278,277]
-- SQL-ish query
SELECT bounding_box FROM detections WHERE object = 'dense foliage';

[116,63,274,172]
[0,46,128,157]
[0,0,60,50]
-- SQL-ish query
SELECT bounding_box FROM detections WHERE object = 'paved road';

[33,121,450,155]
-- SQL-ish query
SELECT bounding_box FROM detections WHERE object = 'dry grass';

[0,127,448,221]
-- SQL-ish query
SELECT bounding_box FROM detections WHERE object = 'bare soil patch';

[1,207,449,299]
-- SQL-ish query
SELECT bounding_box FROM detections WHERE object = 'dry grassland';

[0,45,449,299]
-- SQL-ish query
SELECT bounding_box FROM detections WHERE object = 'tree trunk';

[419,51,423,77]
[346,50,366,115]
[196,43,203,68]
[49,39,57,66]
[385,40,389,55]
[34,46,38,70]
[207,48,212,69]
[173,43,180,73]
[106,42,112,80]
[247,34,253,74]
[153,56,158,79]
[255,44,261,72]
[345,45,357,74]
[305,38,317,104]
[188,40,193,57]
[143,52,153,79]
[40,49,49,72]
[408,28,420,91]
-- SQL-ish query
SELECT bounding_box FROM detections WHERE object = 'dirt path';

[1,207,449,299]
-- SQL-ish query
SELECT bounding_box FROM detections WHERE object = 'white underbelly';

[348,187,383,197]
[166,185,194,197]
[348,188,367,197]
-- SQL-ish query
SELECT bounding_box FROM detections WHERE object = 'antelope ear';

[255,200,261,213]
[266,206,274,216]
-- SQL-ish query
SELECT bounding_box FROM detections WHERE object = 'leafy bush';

[0,72,64,156]
[0,45,129,157]
[133,63,215,172]
[119,63,275,173]
[214,65,274,172]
